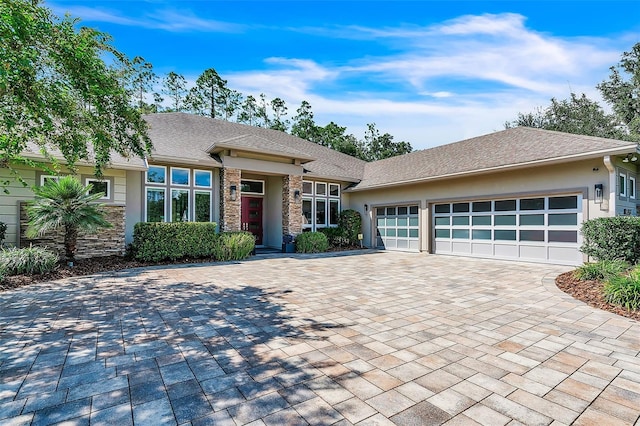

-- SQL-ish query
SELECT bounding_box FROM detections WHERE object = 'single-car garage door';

[433,194,582,265]
[376,205,420,251]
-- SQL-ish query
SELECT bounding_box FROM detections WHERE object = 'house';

[1,112,638,266]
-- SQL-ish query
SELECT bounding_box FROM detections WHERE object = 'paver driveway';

[1,251,639,426]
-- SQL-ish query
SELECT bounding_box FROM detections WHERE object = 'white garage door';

[375,205,420,251]
[433,195,582,265]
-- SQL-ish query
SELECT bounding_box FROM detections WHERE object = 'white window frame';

[620,173,628,197]
[240,179,265,195]
[302,180,314,196]
[193,169,212,188]
[170,167,190,187]
[170,189,190,222]
[193,190,212,222]
[145,187,167,222]
[329,199,340,226]
[630,176,636,200]
[40,175,60,186]
[85,178,111,200]
[315,182,327,196]
[329,183,340,198]
[315,198,327,228]
[146,165,167,184]
[302,198,313,229]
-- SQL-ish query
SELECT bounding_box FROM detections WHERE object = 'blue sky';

[50,1,640,150]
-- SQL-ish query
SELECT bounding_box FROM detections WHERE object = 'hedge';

[580,216,640,264]
[132,222,219,262]
[296,231,329,253]
[338,209,362,245]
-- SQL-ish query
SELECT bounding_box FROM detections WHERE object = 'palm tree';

[26,176,112,264]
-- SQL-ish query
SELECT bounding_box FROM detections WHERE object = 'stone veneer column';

[220,168,241,232]
[282,174,303,236]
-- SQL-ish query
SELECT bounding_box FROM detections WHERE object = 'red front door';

[241,197,263,245]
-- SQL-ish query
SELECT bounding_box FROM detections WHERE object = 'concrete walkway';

[0,251,639,425]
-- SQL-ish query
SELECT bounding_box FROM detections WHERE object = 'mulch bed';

[0,255,216,292]
[0,246,366,292]
[556,271,640,321]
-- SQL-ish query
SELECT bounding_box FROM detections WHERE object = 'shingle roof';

[21,142,147,170]
[143,113,366,181]
[353,127,637,191]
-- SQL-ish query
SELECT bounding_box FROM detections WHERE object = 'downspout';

[603,156,616,216]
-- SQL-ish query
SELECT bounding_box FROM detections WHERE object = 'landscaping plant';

[26,176,112,263]
[211,232,255,261]
[0,246,59,276]
[580,217,640,264]
[295,231,329,253]
[338,209,362,245]
[132,222,218,262]
[573,259,630,281]
[604,266,640,311]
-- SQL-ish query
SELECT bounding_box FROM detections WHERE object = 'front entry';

[241,197,263,245]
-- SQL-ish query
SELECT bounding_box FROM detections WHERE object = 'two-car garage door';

[432,194,582,265]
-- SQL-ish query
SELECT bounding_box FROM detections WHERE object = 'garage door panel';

[495,244,518,258]
[472,243,492,256]
[433,195,582,265]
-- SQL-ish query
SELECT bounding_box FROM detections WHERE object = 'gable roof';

[353,127,638,191]
[143,113,366,181]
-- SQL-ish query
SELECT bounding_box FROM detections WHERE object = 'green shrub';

[574,260,630,281]
[580,217,640,264]
[0,246,59,275]
[212,232,255,261]
[319,227,350,248]
[132,222,218,262]
[604,267,640,311]
[0,221,6,246]
[338,209,362,245]
[296,232,329,253]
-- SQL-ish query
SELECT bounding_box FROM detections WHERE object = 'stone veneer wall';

[19,203,126,258]
[282,174,303,236]
[219,167,241,232]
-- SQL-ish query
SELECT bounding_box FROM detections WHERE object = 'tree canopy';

[507,42,640,142]
[0,0,152,185]
[505,93,626,140]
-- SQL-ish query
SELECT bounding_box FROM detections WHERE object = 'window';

[171,190,189,222]
[194,170,212,188]
[147,166,166,184]
[619,173,627,197]
[171,167,190,186]
[194,191,211,222]
[85,178,110,200]
[329,200,340,226]
[144,165,214,224]
[302,180,341,230]
[329,183,340,197]
[520,198,544,210]
[302,199,312,227]
[630,177,636,199]
[39,175,61,186]
[146,188,166,222]
[302,181,313,195]
[316,199,326,226]
[241,179,264,195]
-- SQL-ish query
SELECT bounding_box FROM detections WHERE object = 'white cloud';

[49,4,244,33]
[222,13,629,149]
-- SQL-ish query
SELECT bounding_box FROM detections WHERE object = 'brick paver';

[1,251,639,425]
